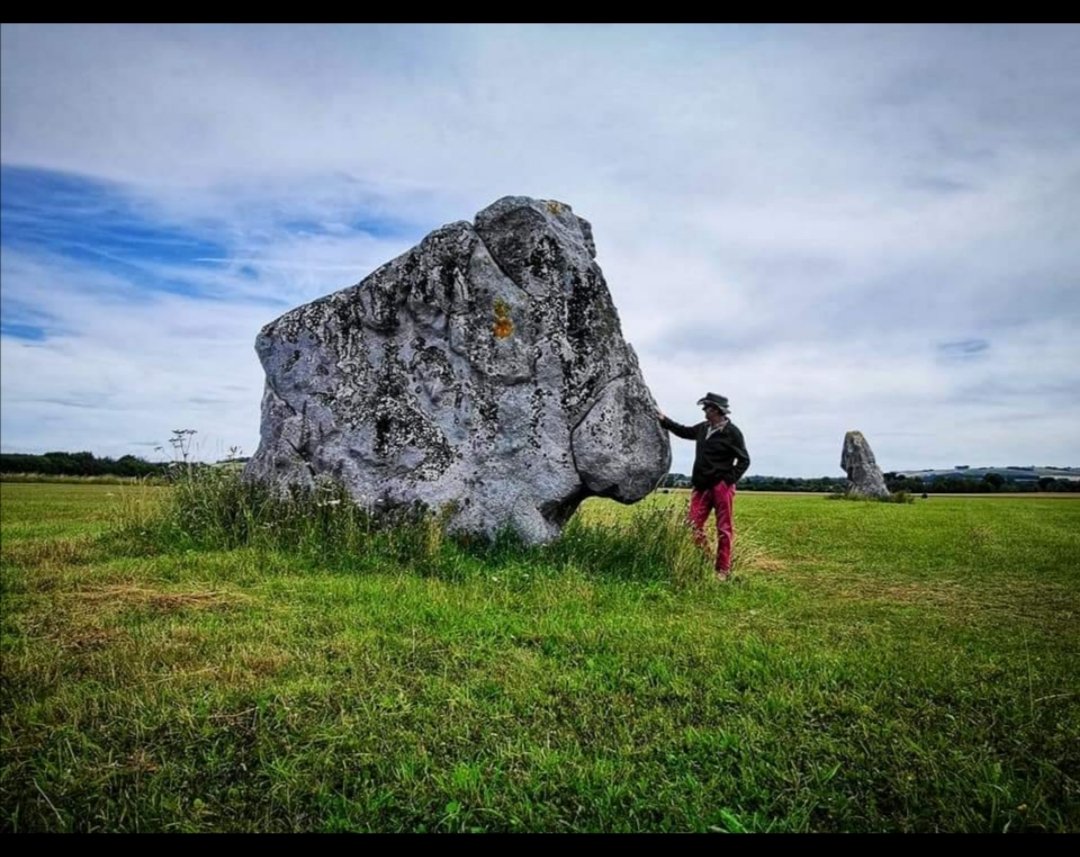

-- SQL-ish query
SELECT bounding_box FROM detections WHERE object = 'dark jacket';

[660,417,750,490]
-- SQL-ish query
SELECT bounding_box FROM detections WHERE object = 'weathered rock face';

[245,196,671,543]
[841,431,891,499]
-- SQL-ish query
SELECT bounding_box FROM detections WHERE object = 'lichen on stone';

[492,298,514,339]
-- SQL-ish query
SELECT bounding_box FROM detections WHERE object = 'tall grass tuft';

[550,505,713,586]
[115,468,412,572]
[112,469,751,585]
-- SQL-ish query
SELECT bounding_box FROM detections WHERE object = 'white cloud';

[2,23,1078,474]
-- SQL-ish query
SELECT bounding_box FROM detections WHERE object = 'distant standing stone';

[841,431,891,499]
[245,196,671,544]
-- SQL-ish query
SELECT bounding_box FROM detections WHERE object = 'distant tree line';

[739,476,848,492]
[883,472,1080,493]
[659,472,1080,493]
[0,451,169,478]
[660,474,847,492]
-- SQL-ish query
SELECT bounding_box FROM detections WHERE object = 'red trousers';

[688,481,735,575]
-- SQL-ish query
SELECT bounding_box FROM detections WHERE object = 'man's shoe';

[715,570,731,582]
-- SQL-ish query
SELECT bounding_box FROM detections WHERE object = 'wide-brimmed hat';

[696,392,730,412]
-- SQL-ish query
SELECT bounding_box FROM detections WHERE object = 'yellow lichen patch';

[493,298,514,339]
[545,200,563,214]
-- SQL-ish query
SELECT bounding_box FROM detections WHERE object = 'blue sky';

[2,23,1078,475]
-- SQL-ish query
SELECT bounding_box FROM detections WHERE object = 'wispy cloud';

[937,338,990,359]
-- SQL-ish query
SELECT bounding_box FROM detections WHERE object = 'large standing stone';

[841,430,891,499]
[244,196,671,543]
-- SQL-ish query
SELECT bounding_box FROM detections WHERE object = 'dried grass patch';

[2,535,97,569]
[73,584,251,614]
[745,556,789,572]
[61,625,122,651]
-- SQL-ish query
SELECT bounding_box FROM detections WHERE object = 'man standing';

[658,393,750,580]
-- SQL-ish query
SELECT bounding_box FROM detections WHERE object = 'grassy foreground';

[1,481,1078,832]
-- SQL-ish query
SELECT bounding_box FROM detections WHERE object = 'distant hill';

[891,466,1079,483]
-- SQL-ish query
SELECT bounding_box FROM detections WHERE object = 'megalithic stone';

[841,430,891,499]
[244,196,671,544]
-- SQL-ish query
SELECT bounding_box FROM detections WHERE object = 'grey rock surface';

[841,430,891,499]
[245,196,671,543]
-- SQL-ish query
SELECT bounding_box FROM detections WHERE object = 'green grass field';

[2,481,1077,832]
